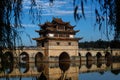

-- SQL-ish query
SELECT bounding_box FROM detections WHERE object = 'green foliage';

[0,0,41,51]
[79,40,120,49]
[73,0,120,41]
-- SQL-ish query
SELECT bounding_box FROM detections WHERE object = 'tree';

[0,0,120,52]
[73,0,120,41]
[0,0,41,51]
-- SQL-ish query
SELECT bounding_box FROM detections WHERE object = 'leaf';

[74,6,78,21]
[99,23,102,31]
[49,0,54,3]
[81,0,85,19]
[73,0,76,6]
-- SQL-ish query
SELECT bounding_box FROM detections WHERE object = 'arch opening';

[19,62,29,73]
[111,69,120,75]
[78,53,81,62]
[86,52,92,69]
[86,61,92,69]
[4,63,14,74]
[78,53,81,68]
[3,52,14,63]
[19,52,29,63]
[59,52,70,62]
[105,52,112,61]
[36,63,45,72]
[105,52,112,66]
[96,52,102,61]
[19,52,29,73]
[35,52,43,63]
[2,52,14,74]
[0,53,2,63]
[86,52,92,61]
[96,52,102,67]
[35,52,44,72]
[59,62,70,72]
[37,72,47,80]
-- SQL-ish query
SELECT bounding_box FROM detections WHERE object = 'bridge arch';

[86,52,92,69]
[86,52,92,61]
[2,52,14,74]
[0,53,2,72]
[105,52,112,66]
[59,52,70,62]
[59,61,70,72]
[105,52,112,61]
[96,52,102,68]
[3,64,14,74]
[37,72,47,80]
[0,53,2,63]
[3,51,14,63]
[19,52,29,73]
[35,52,44,63]
[78,53,81,62]
[35,52,44,72]
[19,52,29,63]
[36,63,45,72]
[96,52,102,61]
[19,62,29,73]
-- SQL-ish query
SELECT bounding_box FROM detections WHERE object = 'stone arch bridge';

[1,48,120,63]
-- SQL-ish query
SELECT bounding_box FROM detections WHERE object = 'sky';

[20,0,114,46]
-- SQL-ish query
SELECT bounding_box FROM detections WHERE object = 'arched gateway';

[59,52,70,62]
[33,18,81,62]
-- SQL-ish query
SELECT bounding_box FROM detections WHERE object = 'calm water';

[0,61,120,80]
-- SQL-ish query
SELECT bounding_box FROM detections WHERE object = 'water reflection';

[0,60,120,80]
[97,62,102,68]
[37,72,47,80]
[1,52,14,74]
[111,69,120,75]
[19,62,29,73]
[59,62,70,72]
[35,62,45,72]
[58,62,71,80]
[86,61,93,69]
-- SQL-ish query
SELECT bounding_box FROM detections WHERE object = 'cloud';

[21,24,37,28]
[22,0,94,17]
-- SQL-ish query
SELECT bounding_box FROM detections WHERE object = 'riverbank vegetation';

[79,39,120,49]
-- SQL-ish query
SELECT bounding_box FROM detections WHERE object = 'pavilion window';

[58,25,64,30]
[56,42,60,45]
[42,42,44,47]
[59,34,65,37]
[68,42,71,45]
[65,26,67,31]
[37,42,40,46]
[54,34,58,37]
[66,34,69,37]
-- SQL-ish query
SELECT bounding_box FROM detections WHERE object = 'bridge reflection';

[0,59,120,80]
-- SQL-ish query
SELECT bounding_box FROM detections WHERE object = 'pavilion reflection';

[59,62,70,72]
[58,62,71,80]
[37,72,47,80]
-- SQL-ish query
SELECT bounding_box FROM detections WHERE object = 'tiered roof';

[37,18,77,32]
[33,18,81,41]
